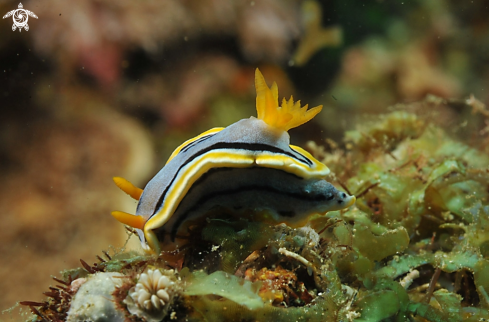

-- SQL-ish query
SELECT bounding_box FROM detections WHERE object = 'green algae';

[311,98,489,320]
[355,290,401,321]
[200,219,274,273]
[352,225,409,261]
[183,270,264,310]
[186,295,339,322]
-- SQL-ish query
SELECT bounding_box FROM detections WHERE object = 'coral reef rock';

[66,272,125,322]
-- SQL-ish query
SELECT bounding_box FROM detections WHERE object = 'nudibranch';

[112,69,355,254]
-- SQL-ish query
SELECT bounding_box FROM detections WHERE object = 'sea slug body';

[112,68,355,254]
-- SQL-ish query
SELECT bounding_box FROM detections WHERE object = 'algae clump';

[183,270,264,310]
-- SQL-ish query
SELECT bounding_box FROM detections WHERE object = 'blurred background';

[0,0,488,319]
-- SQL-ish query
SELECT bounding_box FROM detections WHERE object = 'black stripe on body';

[180,134,217,153]
[150,142,314,219]
[166,167,333,241]
[290,148,311,164]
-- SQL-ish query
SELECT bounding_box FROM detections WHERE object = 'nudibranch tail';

[111,210,145,230]
[255,68,323,132]
[113,176,143,200]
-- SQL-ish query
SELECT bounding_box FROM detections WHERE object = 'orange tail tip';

[111,211,145,230]
[113,176,143,200]
[254,68,322,132]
